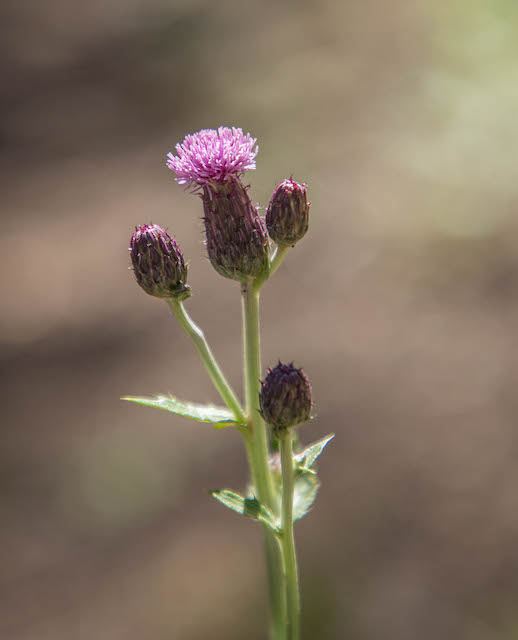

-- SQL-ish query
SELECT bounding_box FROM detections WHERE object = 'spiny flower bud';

[202,178,269,282]
[130,224,191,300]
[259,362,312,436]
[266,178,310,247]
[166,127,269,282]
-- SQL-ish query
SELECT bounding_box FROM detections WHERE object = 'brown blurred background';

[3,0,518,638]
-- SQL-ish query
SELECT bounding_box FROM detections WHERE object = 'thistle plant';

[124,127,333,640]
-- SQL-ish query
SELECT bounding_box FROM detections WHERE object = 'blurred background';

[2,0,518,638]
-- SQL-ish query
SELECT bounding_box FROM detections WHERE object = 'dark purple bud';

[202,178,269,282]
[130,224,191,300]
[259,362,312,436]
[266,178,310,247]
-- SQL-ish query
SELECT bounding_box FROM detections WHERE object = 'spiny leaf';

[291,434,334,521]
[293,471,320,522]
[122,395,246,429]
[294,433,335,472]
[209,489,279,532]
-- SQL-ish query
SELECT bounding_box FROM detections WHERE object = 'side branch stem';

[280,434,300,640]
[167,298,246,424]
[256,246,290,289]
[269,246,290,280]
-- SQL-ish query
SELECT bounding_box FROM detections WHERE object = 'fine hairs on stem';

[125,127,334,640]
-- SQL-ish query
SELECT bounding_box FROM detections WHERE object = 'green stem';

[242,282,286,639]
[167,298,246,425]
[242,284,275,504]
[280,433,300,640]
[256,246,290,289]
[269,246,290,279]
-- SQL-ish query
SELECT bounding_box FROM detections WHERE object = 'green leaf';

[293,471,320,522]
[291,434,334,521]
[209,489,279,532]
[294,433,334,472]
[122,395,245,428]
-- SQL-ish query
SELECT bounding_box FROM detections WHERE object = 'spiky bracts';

[202,179,269,282]
[266,178,310,247]
[260,362,312,437]
[130,224,190,300]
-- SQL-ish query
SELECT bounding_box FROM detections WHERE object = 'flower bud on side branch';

[130,224,191,300]
[259,362,312,438]
[266,179,310,248]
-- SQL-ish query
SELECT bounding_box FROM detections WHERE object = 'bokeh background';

[3,0,518,638]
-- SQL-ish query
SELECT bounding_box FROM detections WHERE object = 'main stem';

[242,284,274,505]
[280,434,300,640]
[242,281,285,639]
[168,298,246,424]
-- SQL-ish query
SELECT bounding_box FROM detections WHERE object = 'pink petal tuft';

[166,127,258,188]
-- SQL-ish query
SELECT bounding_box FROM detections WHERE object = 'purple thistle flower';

[166,126,268,282]
[166,127,258,189]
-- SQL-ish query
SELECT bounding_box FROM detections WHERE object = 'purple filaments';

[166,127,258,189]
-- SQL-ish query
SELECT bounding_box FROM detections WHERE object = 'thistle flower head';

[130,224,191,300]
[266,178,310,247]
[259,362,312,436]
[166,127,258,189]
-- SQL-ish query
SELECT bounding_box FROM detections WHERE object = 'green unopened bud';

[202,178,269,282]
[130,224,191,300]
[259,362,312,437]
[266,178,310,247]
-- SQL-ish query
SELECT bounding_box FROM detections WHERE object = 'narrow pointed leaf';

[294,433,334,471]
[209,489,279,532]
[293,471,320,522]
[122,395,245,428]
